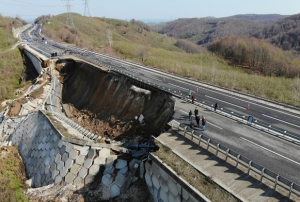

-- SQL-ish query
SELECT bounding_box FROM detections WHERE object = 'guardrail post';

[207,139,210,150]
[191,130,194,141]
[260,168,265,182]
[183,126,187,137]
[236,155,240,167]
[289,183,293,199]
[225,149,229,162]
[216,144,219,156]
[274,175,279,190]
[247,161,252,175]
[198,134,202,146]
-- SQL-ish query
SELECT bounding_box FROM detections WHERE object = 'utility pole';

[83,0,91,17]
[62,0,75,28]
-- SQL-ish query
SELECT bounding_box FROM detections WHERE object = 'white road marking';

[169,83,189,91]
[205,95,245,109]
[262,114,300,129]
[240,137,300,166]
[207,121,223,129]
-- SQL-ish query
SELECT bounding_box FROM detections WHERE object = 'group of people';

[189,107,206,131]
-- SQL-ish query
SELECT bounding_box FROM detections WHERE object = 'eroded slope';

[57,60,174,140]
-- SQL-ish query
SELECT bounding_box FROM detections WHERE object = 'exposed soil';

[58,59,175,141]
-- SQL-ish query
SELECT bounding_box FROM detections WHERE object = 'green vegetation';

[41,13,300,106]
[0,15,27,103]
[0,146,28,202]
[153,140,239,202]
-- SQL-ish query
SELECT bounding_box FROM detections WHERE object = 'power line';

[83,0,91,17]
[62,0,75,28]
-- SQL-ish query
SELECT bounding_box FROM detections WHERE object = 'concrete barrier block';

[55,153,62,163]
[60,145,66,154]
[69,149,79,160]
[101,173,113,186]
[65,158,74,169]
[58,140,63,148]
[152,175,160,190]
[118,166,128,175]
[152,163,161,179]
[51,170,59,180]
[168,191,179,202]
[99,148,110,158]
[70,164,81,175]
[65,172,76,183]
[57,161,64,171]
[84,174,95,185]
[78,167,88,179]
[103,165,115,175]
[64,142,73,153]
[159,167,169,182]
[167,178,178,197]
[89,164,100,176]
[115,159,127,169]
[87,149,96,159]
[115,173,126,187]
[145,172,153,188]
[93,156,106,165]
[60,167,68,177]
[75,155,85,165]
[106,155,117,167]
[62,152,69,162]
[159,188,168,202]
[160,178,169,193]
[182,188,189,201]
[84,158,93,169]
[73,176,83,184]
[55,175,62,185]
[111,183,121,197]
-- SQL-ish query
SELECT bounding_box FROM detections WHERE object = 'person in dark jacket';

[195,115,200,127]
[202,115,206,131]
[191,94,195,104]
[214,103,218,112]
[194,107,199,116]
[188,110,192,121]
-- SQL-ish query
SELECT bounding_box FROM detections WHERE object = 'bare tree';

[106,29,113,47]
[137,47,149,62]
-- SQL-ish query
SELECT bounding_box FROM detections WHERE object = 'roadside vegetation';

[0,146,28,202]
[0,15,28,105]
[41,13,300,107]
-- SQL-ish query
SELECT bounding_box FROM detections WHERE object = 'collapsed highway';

[1,24,299,201]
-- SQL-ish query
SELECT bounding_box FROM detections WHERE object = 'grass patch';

[153,140,239,202]
[0,146,28,202]
[42,13,300,107]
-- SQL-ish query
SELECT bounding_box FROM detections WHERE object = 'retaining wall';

[24,49,42,75]
[145,153,210,202]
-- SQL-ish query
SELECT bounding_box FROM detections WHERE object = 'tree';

[137,47,149,62]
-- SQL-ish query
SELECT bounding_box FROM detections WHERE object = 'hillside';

[156,18,265,46]
[225,14,288,24]
[40,13,300,106]
[0,15,28,104]
[255,13,300,52]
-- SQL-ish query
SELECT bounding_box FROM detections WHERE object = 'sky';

[0,0,300,22]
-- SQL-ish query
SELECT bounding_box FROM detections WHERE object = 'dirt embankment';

[57,60,175,140]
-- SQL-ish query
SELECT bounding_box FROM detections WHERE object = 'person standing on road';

[191,94,195,104]
[195,115,200,127]
[188,90,192,98]
[194,107,199,116]
[202,116,206,131]
[188,110,192,121]
[214,103,218,112]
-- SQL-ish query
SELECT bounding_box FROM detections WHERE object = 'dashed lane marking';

[205,95,245,109]
[262,114,300,129]
[240,137,300,166]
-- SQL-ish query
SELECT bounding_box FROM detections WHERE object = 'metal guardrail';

[170,120,300,199]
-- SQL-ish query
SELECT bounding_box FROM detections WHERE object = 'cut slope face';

[58,60,174,140]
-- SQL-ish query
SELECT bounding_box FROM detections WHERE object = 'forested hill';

[154,14,288,46]
[255,13,300,52]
